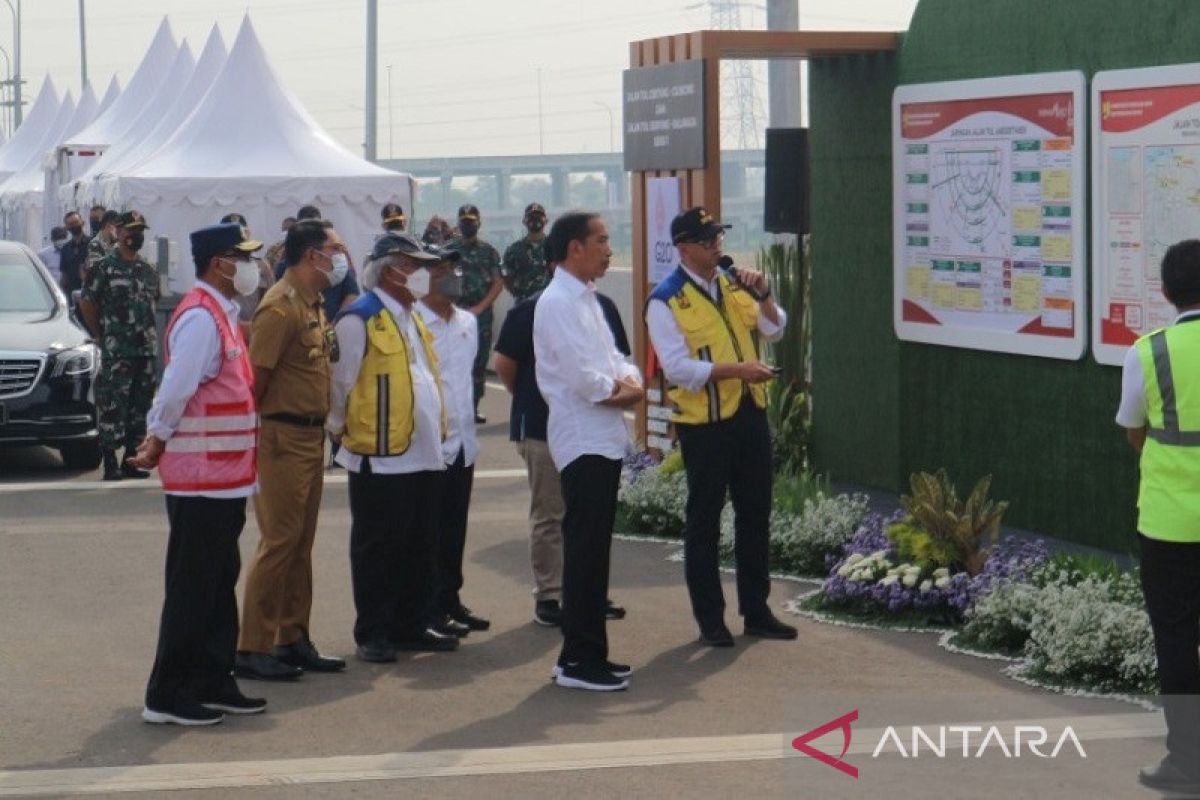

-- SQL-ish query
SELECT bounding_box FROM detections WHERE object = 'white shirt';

[38,243,63,283]
[417,300,479,467]
[1116,310,1200,428]
[146,280,255,499]
[329,288,446,474]
[646,264,788,393]
[533,268,640,470]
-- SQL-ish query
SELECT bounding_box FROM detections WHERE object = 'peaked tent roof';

[96,75,121,116]
[0,77,60,178]
[99,25,226,180]
[0,91,77,209]
[62,83,100,141]
[77,39,196,189]
[64,18,177,150]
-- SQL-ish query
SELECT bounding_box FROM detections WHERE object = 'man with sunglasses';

[645,206,797,648]
[235,219,347,682]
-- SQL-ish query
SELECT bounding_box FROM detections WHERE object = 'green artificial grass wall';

[811,1,1200,551]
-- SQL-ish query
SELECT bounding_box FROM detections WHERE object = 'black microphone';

[718,255,767,301]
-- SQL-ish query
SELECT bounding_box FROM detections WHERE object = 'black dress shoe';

[1139,756,1200,793]
[273,636,346,672]
[234,651,303,681]
[699,623,735,647]
[744,611,798,640]
[432,615,471,638]
[102,450,122,481]
[393,628,460,652]
[356,640,397,663]
[605,599,626,620]
[450,605,490,631]
[534,599,562,627]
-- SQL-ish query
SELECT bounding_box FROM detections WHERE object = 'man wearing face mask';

[89,205,107,237]
[417,244,491,636]
[58,211,90,299]
[38,226,68,285]
[502,203,552,303]
[220,213,276,322]
[447,204,502,424]
[235,218,347,682]
[78,210,160,481]
[329,233,458,662]
[129,222,266,726]
[85,210,122,285]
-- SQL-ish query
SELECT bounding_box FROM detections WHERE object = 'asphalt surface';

[0,388,1178,799]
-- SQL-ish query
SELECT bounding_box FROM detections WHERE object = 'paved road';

[0,389,1173,798]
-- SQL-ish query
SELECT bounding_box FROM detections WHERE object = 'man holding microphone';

[645,206,797,648]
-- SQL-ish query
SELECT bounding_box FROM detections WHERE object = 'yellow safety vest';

[649,267,768,425]
[1135,320,1200,541]
[341,293,447,456]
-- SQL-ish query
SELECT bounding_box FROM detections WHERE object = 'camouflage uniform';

[83,251,160,452]
[502,236,551,303]
[448,237,502,405]
[84,234,114,284]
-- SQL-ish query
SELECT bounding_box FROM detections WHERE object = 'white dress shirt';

[329,288,446,474]
[646,264,788,393]
[417,300,479,467]
[533,268,640,470]
[38,244,62,283]
[1116,310,1200,428]
[146,280,255,498]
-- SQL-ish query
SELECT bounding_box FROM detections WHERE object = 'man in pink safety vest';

[129,222,265,727]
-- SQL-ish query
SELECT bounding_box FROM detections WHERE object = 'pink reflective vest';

[157,287,257,493]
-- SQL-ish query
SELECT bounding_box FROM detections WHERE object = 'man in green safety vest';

[1117,238,1200,795]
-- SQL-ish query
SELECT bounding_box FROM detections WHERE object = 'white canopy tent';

[0,91,77,246]
[38,83,102,233]
[96,76,122,117]
[98,16,413,292]
[0,78,60,184]
[73,39,196,207]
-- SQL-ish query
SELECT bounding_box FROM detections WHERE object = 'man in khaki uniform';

[235,219,348,681]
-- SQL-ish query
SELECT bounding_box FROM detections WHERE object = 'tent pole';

[364,0,377,161]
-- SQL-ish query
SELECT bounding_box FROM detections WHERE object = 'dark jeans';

[348,467,440,644]
[434,449,475,616]
[145,496,245,708]
[558,454,622,666]
[675,400,772,629]
[1139,532,1200,766]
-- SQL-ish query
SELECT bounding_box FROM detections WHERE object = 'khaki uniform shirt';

[250,269,333,419]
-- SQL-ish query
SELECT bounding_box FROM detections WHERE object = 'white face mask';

[220,257,261,297]
[316,249,350,287]
[401,266,431,298]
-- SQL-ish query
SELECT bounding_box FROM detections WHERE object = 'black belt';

[263,412,327,428]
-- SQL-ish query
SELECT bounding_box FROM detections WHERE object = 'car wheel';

[59,440,102,470]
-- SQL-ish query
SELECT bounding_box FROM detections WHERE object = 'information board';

[893,72,1087,359]
[1091,64,1200,365]
[622,60,705,172]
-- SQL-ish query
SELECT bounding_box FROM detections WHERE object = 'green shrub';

[886,521,960,570]
[900,469,1008,575]
[772,470,831,517]
[616,469,688,539]
[719,492,868,577]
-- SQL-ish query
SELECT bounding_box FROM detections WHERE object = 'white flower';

[880,574,899,586]
[934,576,950,589]
[919,579,933,592]
[869,549,889,561]
[901,573,919,588]
[903,565,922,577]
[932,567,950,579]
[845,553,865,566]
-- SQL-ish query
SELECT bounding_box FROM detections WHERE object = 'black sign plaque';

[622,60,706,172]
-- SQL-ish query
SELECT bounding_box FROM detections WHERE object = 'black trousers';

[675,400,773,629]
[434,449,475,616]
[1139,533,1200,763]
[559,454,622,665]
[145,495,245,708]
[348,467,440,644]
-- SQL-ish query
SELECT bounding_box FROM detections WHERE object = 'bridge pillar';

[497,169,511,210]
[439,171,454,208]
[605,167,628,207]
[551,168,570,207]
[721,161,748,199]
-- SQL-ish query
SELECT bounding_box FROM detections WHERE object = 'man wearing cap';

[236,219,347,681]
[502,203,552,303]
[329,233,458,662]
[84,209,122,283]
[129,223,267,726]
[417,243,490,636]
[646,206,797,647]
[447,204,503,424]
[78,210,160,481]
[220,212,276,323]
[381,202,407,234]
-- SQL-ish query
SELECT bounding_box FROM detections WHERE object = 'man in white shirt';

[328,233,458,663]
[129,222,267,726]
[37,226,67,285]
[645,206,797,647]
[417,244,490,637]
[534,211,643,692]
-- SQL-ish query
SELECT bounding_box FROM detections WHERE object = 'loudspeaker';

[763,127,810,235]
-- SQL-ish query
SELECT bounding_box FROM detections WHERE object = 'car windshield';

[0,253,54,312]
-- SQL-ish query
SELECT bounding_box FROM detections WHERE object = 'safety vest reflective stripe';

[165,434,258,453]
[174,413,259,433]
[1146,330,1193,444]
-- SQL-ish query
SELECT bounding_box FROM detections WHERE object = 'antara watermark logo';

[792,711,1087,778]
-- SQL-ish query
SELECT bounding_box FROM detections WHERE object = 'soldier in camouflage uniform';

[84,209,121,285]
[502,202,552,303]
[447,204,503,422]
[78,210,160,480]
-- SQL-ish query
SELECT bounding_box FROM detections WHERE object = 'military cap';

[457,204,481,221]
[117,210,149,230]
[524,202,547,218]
[380,202,406,225]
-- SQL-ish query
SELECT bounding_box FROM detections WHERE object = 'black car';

[0,240,101,469]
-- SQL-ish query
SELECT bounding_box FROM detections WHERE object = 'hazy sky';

[9,0,917,160]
